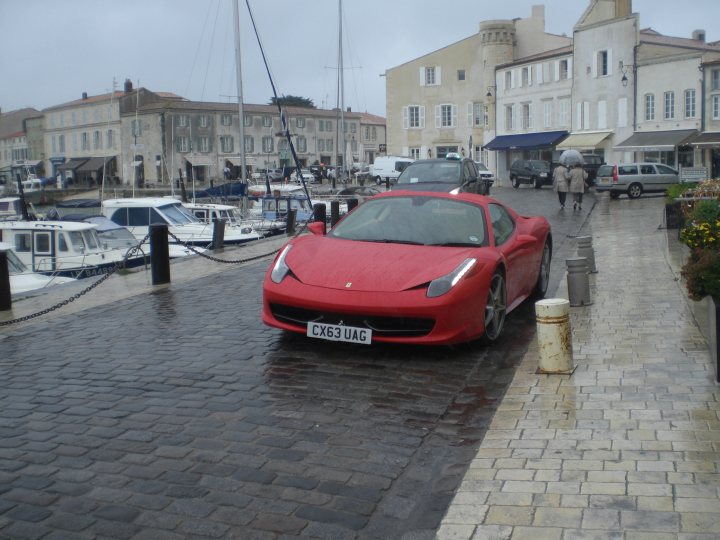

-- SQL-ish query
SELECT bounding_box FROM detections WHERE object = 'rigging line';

[184,1,215,98]
[244,0,312,208]
[201,0,222,101]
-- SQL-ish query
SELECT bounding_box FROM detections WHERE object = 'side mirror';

[307,221,326,236]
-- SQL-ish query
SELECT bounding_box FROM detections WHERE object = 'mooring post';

[347,198,359,212]
[313,203,327,235]
[211,219,226,250]
[330,200,340,226]
[150,224,171,285]
[286,209,297,235]
[0,251,11,311]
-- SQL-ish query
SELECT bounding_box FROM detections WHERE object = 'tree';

[269,96,316,108]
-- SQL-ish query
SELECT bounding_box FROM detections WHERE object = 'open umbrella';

[559,149,585,167]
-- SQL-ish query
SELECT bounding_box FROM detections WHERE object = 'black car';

[394,154,492,195]
[581,154,605,185]
[509,159,552,189]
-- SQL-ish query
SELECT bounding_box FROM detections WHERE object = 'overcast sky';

[1,0,718,117]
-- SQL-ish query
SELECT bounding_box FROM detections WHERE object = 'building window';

[244,136,254,153]
[406,105,424,128]
[93,130,101,150]
[664,91,675,119]
[410,148,420,159]
[522,103,533,129]
[543,101,552,128]
[131,119,141,137]
[504,71,512,90]
[177,137,189,152]
[712,69,720,91]
[425,66,436,85]
[81,132,90,151]
[598,50,609,76]
[221,114,232,126]
[220,136,234,153]
[262,136,273,153]
[199,115,209,128]
[296,117,305,128]
[58,135,65,153]
[471,102,484,127]
[438,104,456,128]
[505,105,514,130]
[326,139,333,152]
[684,89,696,118]
[713,95,720,119]
[297,136,307,153]
[371,126,377,139]
[457,69,465,81]
[318,139,325,152]
[199,137,211,152]
[245,115,254,127]
[559,98,570,127]
[559,59,569,80]
[178,115,188,127]
[325,120,332,131]
[645,94,655,121]
[521,67,529,87]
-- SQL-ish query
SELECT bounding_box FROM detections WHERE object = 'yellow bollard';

[535,298,574,374]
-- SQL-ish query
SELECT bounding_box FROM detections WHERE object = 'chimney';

[693,29,706,42]
[82,92,88,100]
[124,79,133,93]
[346,106,352,112]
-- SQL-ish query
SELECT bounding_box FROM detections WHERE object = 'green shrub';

[665,182,698,204]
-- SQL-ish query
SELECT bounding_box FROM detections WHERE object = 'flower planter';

[665,201,684,229]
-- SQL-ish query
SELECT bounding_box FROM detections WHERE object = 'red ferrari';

[262,190,551,345]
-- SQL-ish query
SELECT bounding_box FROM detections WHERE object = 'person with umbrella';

[552,161,570,209]
[559,150,588,211]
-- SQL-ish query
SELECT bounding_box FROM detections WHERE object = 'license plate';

[598,178,611,185]
[307,322,372,344]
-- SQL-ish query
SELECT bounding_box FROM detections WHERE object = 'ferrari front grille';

[270,303,435,337]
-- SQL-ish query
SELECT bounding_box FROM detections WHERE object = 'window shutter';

[536,64,543,84]
[618,97,628,128]
[435,105,441,128]
[592,53,598,78]
[511,70,516,89]
[467,102,473,127]
[419,106,425,128]
[528,67,533,86]
[583,102,590,129]
[567,58,573,79]
[419,67,425,86]
[436,66,442,85]
[576,102,583,130]
[452,104,457,127]
[403,106,409,129]
[554,61,560,81]
[607,49,613,76]
[597,100,607,129]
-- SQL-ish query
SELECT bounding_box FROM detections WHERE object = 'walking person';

[568,163,589,211]
[552,163,570,209]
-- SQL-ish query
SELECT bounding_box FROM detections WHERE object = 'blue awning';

[483,130,568,151]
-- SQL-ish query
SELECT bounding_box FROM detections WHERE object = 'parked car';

[262,190,552,345]
[394,154,492,195]
[509,159,552,189]
[474,161,496,185]
[581,154,605,185]
[595,163,680,199]
[290,169,317,184]
[371,156,414,185]
[335,185,381,202]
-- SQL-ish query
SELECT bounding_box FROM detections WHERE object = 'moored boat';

[0,242,76,295]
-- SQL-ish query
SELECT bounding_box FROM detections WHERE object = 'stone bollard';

[599,191,610,215]
[566,257,592,306]
[0,251,11,311]
[576,236,597,273]
[535,298,574,374]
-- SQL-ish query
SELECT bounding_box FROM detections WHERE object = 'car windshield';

[529,161,550,171]
[476,163,490,172]
[329,196,487,247]
[397,161,461,184]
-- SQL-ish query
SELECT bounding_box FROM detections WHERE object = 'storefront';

[483,130,568,180]
[614,129,698,167]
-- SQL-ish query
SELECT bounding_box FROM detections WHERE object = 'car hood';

[392,182,459,192]
[284,236,483,293]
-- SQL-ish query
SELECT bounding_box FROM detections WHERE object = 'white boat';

[0,242,75,295]
[0,197,39,221]
[182,201,263,240]
[0,220,144,279]
[102,197,262,247]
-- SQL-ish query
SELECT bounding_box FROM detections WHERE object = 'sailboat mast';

[338,0,345,180]
[233,0,247,184]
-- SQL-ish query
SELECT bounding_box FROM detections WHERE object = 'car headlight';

[540,173,548,177]
[427,258,476,298]
[271,245,292,283]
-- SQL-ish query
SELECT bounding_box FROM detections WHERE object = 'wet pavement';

[0,187,716,539]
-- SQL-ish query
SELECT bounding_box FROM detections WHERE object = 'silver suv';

[595,163,679,199]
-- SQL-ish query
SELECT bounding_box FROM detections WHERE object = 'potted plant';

[679,196,720,380]
[665,182,697,229]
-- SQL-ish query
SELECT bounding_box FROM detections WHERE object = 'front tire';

[532,240,552,299]
[482,270,507,343]
[627,183,643,199]
[511,175,520,189]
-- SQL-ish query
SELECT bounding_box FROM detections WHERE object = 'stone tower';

[479,20,515,132]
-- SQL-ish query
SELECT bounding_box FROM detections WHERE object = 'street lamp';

[619,61,634,87]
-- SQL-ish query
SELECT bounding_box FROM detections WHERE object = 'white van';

[370,156,414,185]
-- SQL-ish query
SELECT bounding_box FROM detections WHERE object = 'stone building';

[0,107,42,186]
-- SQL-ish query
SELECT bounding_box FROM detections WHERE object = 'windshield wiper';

[428,242,480,247]
[364,239,424,245]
